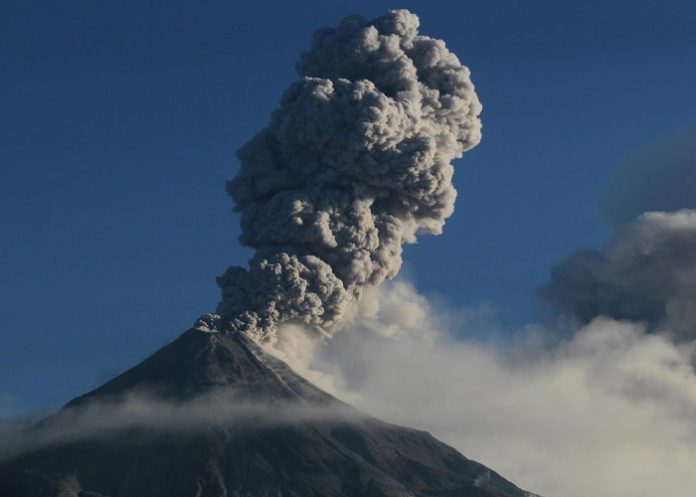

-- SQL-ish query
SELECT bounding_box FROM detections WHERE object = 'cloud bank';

[540,123,696,344]
[8,279,696,497]
[269,281,696,497]
[267,116,696,496]
[539,209,696,341]
[215,9,482,342]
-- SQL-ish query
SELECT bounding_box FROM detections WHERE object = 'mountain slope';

[0,326,540,497]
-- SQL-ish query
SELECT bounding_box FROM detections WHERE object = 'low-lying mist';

[0,391,362,463]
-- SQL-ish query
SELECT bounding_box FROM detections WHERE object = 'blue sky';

[2,0,696,412]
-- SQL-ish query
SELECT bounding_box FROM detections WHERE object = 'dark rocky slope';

[0,327,540,497]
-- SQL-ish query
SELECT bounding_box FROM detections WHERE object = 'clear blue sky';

[2,0,696,412]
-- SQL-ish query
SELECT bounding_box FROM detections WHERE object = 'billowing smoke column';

[215,10,482,341]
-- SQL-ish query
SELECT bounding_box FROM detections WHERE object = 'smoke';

[539,209,696,340]
[215,10,482,342]
[540,124,696,341]
[599,125,696,228]
[259,122,696,497]
[271,280,696,497]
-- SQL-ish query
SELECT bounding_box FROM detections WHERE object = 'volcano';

[0,322,540,497]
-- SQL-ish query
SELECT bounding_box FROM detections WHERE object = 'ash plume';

[539,210,696,340]
[540,125,696,341]
[215,10,482,341]
[599,125,696,228]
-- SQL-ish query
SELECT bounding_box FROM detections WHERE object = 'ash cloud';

[277,281,696,497]
[600,125,696,228]
[540,124,696,341]
[260,121,696,497]
[215,10,481,342]
[539,210,696,340]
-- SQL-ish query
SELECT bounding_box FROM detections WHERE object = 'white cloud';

[276,280,696,497]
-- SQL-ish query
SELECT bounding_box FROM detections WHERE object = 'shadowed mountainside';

[0,327,541,497]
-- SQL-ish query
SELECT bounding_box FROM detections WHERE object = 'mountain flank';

[0,327,541,497]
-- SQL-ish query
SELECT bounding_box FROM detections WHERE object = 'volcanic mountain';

[0,322,540,497]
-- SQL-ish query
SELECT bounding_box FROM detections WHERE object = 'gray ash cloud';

[541,122,696,342]
[599,125,696,228]
[215,10,482,341]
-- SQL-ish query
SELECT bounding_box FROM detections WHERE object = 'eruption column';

[216,10,482,342]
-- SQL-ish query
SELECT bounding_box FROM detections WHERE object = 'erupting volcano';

[0,10,540,497]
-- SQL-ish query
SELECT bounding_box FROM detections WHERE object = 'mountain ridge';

[0,323,541,497]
